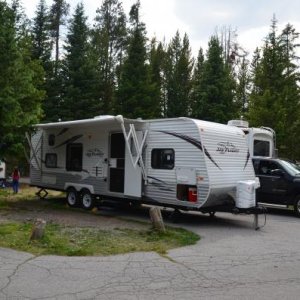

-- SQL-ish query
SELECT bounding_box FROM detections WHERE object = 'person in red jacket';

[11,167,20,193]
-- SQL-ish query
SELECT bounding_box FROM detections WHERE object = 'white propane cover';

[236,180,256,209]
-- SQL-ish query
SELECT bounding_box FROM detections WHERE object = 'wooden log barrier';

[30,218,47,241]
[149,207,166,233]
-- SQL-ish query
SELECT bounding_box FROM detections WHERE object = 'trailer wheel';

[81,189,94,210]
[66,188,78,207]
[294,196,300,217]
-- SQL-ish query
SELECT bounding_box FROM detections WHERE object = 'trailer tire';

[66,188,79,207]
[81,189,95,210]
[294,196,300,217]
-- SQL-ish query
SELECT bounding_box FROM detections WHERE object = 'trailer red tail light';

[188,187,197,202]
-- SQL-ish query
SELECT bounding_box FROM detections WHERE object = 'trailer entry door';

[124,131,143,198]
[109,133,125,193]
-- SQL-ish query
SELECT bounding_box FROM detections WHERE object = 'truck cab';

[252,157,300,216]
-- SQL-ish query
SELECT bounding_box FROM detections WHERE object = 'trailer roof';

[34,115,144,129]
[34,115,198,128]
[34,115,243,134]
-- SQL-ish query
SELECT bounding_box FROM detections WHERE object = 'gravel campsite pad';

[0,186,149,230]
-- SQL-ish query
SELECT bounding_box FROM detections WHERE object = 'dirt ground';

[0,185,150,230]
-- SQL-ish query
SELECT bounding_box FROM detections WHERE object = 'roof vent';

[227,120,249,128]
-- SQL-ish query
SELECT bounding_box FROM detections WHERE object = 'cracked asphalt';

[0,208,300,300]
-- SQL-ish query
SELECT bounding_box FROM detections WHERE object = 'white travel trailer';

[228,120,275,158]
[29,115,261,214]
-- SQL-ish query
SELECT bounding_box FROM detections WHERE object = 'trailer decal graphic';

[86,148,104,158]
[148,176,174,192]
[54,134,83,149]
[158,131,221,170]
[216,142,239,154]
[57,128,69,136]
[243,151,250,170]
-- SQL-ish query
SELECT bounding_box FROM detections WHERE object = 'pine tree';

[164,31,194,117]
[248,19,284,144]
[92,0,127,114]
[248,18,300,158]
[149,39,165,117]
[190,48,205,118]
[116,1,155,118]
[62,3,100,120]
[49,0,69,76]
[193,35,235,123]
[277,23,300,158]
[43,0,69,122]
[0,0,44,157]
[31,0,52,68]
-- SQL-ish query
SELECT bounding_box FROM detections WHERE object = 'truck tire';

[66,188,79,207]
[294,196,300,217]
[81,189,95,210]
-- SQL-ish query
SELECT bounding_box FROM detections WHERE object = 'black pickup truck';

[252,157,300,217]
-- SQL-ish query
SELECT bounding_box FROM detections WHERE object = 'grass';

[0,222,200,256]
[0,186,65,210]
[0,186,200,256]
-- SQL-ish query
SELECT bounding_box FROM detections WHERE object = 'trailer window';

[254,140,270,157]
[45,153,57,168]
[151,149,174,169]
[66,143,83,171]
[48,134,55,146]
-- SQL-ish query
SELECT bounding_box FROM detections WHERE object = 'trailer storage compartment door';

[124,131,143,198]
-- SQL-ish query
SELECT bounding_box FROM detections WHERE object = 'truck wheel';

[66,188,78,207]
[294,197,300,217]
[81,189,94,210]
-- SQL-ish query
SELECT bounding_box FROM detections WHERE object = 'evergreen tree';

[235,56,250,117]
[149,39,165,117]
[49,0,69,75]
[192,35,235,123]
[164,31,194,117]
[248,18,284,125]
[31,0,52,68]
[62,3,100,120]
[0,0,44,157]
[248,18,300,158]
[43,0,69,122]
[190,48,205,118]
[116,1,155,118]
[92,0,127,114]
[279,24,300,158]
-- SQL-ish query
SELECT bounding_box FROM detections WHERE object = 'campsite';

[1,0,300,298]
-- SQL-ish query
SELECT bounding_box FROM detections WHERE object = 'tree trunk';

[149,207,165,232]
[30,218,46,241]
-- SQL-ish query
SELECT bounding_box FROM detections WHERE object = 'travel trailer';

[228,120,276,158]
[28,115,261,216]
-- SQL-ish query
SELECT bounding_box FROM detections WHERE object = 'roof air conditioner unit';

[227,120,249,128]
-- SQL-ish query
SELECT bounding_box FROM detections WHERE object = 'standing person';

[11,167,20,193]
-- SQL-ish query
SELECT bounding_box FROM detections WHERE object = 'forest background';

[1,0,300,168]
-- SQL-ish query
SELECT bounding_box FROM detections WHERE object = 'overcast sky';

[21,0,300,57]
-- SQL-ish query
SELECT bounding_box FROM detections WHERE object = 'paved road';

[0,208,300,299]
